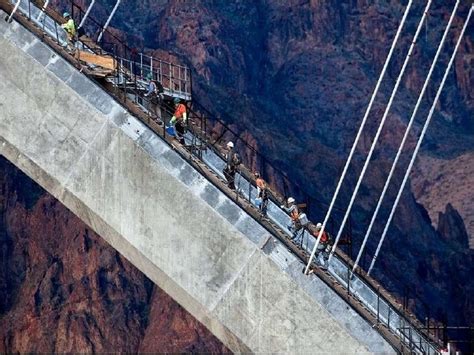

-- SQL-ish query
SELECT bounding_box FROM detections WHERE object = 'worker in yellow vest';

[61,12,76,52]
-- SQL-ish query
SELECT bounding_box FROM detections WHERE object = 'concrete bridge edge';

[0,137,251,352]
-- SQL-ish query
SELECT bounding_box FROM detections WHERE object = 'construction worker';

[144,74,164,100]
[281,197,301,238]
[223,141,241,190]
[169,97,187,145]
[144,74,164,121]
[254,172,269,215]
[311,223,332,270]
[61,12,76,52]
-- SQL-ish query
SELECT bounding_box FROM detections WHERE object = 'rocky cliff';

[0,157,227,353]
[80,0,474,325]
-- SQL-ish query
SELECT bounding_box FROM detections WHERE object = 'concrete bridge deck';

[0,9,399,353]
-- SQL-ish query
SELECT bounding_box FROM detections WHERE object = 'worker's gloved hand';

[280,205,284,209]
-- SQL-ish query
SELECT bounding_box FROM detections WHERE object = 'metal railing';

[113,55,191,100]
[68,0,191,100]
[16,0,192,100]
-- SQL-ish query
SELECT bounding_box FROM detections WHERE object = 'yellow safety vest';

[62,19,76,37]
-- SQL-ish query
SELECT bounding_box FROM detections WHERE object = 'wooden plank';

[75,50,116,70]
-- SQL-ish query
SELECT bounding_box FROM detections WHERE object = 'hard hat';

[146,73,153,80]
[316,222,322,229]
[63,12,70,18]
[254,172,260,178]
[287,197,295,204]
[173,97,181,104]
[227,141,234,148]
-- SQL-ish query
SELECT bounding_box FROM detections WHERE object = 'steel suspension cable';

[304,0,414,274]
[78,0,96,29]
[351,0,460,276]
[327,0,433,265]
[97,0,121,43]
[367,3,473,276]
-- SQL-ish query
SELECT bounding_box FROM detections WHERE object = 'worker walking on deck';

[223,141,241,190]
[254,172,269,216]
[169,97,187,145]
[61,12,76,52]
[281,197,302,238]
[311,223,332,270]
[145,74,164,100]
[144,74,164,122]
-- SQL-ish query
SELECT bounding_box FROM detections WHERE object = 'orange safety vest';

[313,230,329,244]
[174,103,186,119]
[256,177,266,190]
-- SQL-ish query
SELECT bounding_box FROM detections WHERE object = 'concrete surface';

[0,13,395,354]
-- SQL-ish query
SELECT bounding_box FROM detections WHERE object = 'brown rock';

[0,157,227,353]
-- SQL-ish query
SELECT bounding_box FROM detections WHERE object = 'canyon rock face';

[95,0,474,325]
[412,152,474,248]
[0,158,227,353]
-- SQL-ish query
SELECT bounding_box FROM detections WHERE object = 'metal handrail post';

[159,60,162,83]
[54,20,59,44]
[347,266,351,296]
[377,287,380,324]
[169,62,172,92]
[7,0,22,23]
[184,66,188,94]
[140,53,143,77]
[36,0,50,21]
[409,326,413,352]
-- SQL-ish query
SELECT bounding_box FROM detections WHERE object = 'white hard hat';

[287,197,295,204]
[227,141,234,148]
[316,223,322,229]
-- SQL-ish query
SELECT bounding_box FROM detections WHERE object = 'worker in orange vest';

[311,223,332,269]
[170,97,187,144]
